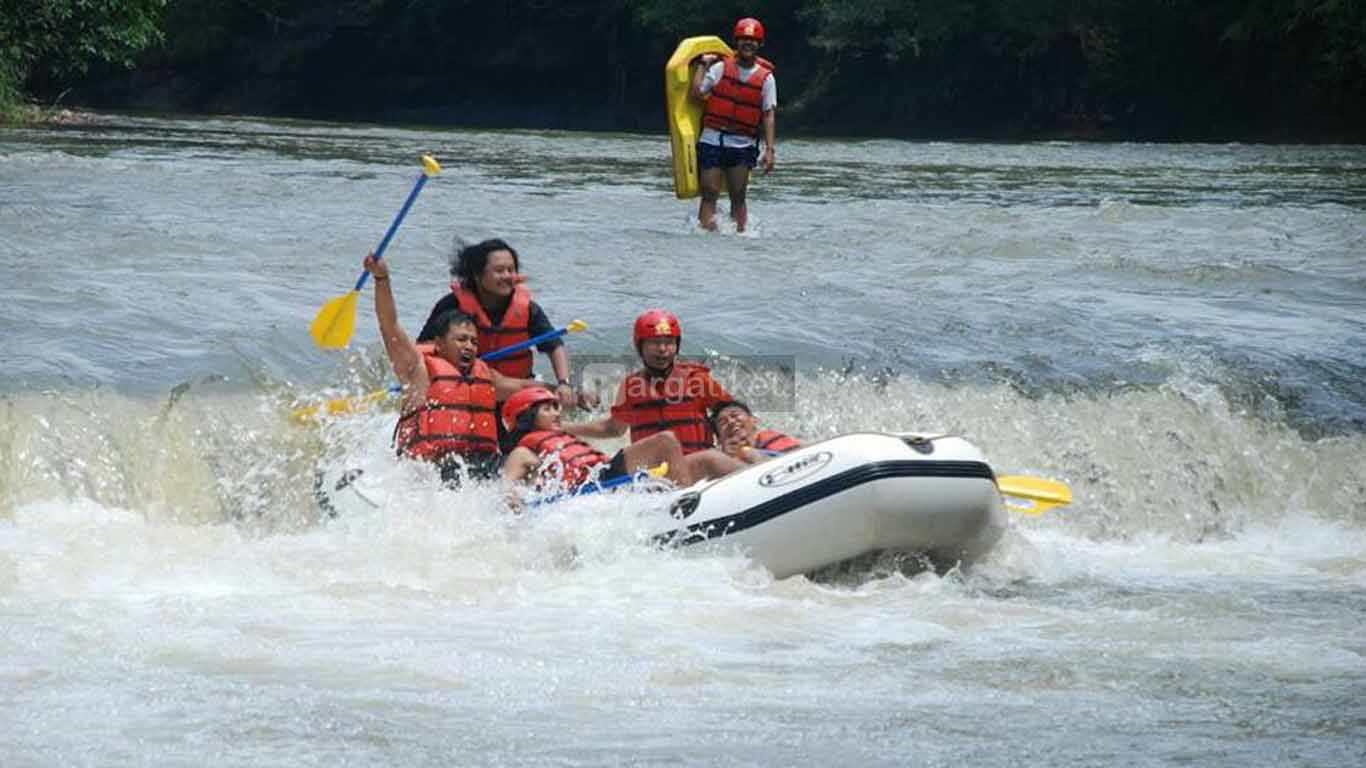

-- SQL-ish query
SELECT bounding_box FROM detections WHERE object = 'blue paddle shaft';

[353,172,432,292]
[529,468,652,508]
[572,471,642,496]
[371,327,570,398]
[481,326,570,362]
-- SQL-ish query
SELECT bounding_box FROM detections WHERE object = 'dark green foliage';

[1,0,166,111]
[791,0,1365,138]
[8,0,1365,138]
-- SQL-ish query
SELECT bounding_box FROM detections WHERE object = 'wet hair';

[428,309,477,339]
[708,399,752,432]
[451,237,520,289]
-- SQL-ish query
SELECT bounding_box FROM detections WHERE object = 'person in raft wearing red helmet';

[364,253,538,487]
[690,16,777,233]
[563,309,734,455]
[709,400,802,463]
[416,238,595,411]
[500,387,742,495]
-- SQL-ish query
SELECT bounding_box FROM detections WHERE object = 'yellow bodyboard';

[665,36,733,199]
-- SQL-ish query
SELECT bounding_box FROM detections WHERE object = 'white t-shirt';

[698,60,777,148]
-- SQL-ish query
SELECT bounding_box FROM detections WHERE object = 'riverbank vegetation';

[1,0,164,120]
[4,0,1363,139]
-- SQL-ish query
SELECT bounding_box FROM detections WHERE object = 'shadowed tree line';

[4,0,1364,139]
[1,0,164,114]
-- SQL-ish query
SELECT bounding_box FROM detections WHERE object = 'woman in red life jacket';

[416,238,595,411]
[364,253,539,487]
[709,400,802,463]
[500,387,742,495]
[563,309,733,456]
[689,17,777,233]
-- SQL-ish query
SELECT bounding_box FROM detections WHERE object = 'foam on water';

[4,117,1365,765]
[4,364,1362,548]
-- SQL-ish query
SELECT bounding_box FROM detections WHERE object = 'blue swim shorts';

[698,141,760,170]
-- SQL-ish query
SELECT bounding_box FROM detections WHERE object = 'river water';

[2,115,1364,765]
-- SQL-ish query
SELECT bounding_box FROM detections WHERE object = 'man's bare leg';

[697,168,724,231]
[621,435,744,486]
[682,449,745,481]
[622,432,693,485]
[723,164,752,232]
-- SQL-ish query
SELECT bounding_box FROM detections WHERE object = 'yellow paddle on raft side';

[528,462,669,508]
[604,461,668,488]
[290,319,591,424]
[997,475,1073,515]
[563,462,669,498]
[310,154,442,350]
[288,386,398,424]
[740,446,1073,515]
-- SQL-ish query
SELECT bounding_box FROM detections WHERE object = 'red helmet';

[734,17,765,42]
[502,386,558,431]
[633,309,682,346]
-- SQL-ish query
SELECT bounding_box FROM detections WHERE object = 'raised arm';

[690,56,720,101]
[364,254,427,403]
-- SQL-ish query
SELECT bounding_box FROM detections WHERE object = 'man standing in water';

[691,17,777,233]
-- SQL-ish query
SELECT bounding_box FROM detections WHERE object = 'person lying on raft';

[416,237,596,411]
[709,400,802,463]
[500,387,743,496]
[563,309,732,454]
[365,254,537,487]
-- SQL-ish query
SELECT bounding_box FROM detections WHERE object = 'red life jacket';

[702,56,774,137]
[611,362,726,454]
[454,284,534,378]
[517,430,610,490]
[755,429,801,454]
[395,353,499,461]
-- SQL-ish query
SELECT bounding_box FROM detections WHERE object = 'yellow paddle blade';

[566,318,589,333]
[1003,496,1069,516]
[310,290,360,350]
[997,475,1073,516]
[421,155,442,176]
[289,388,392,425]
[289,402,323,425]
[648,462,669,479]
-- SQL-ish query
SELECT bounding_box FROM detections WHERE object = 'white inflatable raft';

[315,432,1008,579]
